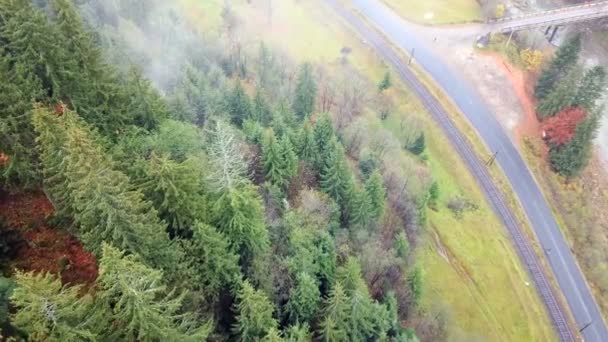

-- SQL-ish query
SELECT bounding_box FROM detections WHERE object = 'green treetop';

[226,81,252,127]
[141,154,207,235]
[232,280,278,341]
[572,66,606,112]
[365,171,386,220]
[293,63,317,120]
[287,272,321,324]
[96,244,211,341]
[10,271,97,341]
[535,34,581,100]
[183,222,242,300]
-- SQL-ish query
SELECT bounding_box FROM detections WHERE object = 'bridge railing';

[487,0,608,24]
[494,10,608,32]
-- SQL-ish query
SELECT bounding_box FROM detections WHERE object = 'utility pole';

[408,47,415,65]
[486,151,499,166]
[267,0,272,26]
[580,321,593,333]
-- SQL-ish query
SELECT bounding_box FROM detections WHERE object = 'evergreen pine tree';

[319,282,349,342]
[232,280,278,341]
[535,34,582,100]
[226,81,252,127]
[179,64,209,125]
[141,154,207,236]
[348,188,372,228]
[10,272,97,341]
[0,55,42,189]
[549,114,599,177]
[316,231,338,295]
[320,140,353,208]
[287,272,321,324]
[32,109,179,272]
[365,171,386,220]
[263,130,287,187]
[183,222,242,300]
[211,185,270,267]
[262,328,284,342]
[96,244,211,341]
[280,134,299,183]
[313,114,335,169]
[285,323,311,341]
[122,67,169,130]
[408,133,426,155]
[378,71,391,92]
[572,66,606,112]
[537,68,580,119]
[0,0,66,100]
[298,122,316,162]
[336,257,368,295]
[252,90,273,126]
[293,63,317,120]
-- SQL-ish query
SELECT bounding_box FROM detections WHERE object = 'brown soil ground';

[0,191,98,286]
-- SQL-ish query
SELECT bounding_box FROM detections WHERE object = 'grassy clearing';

[380,0,482,25]
[177,0,553,339]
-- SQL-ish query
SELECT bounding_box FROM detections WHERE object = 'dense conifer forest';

[0,0,438,340]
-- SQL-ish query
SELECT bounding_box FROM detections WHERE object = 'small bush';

[447,196,478,218]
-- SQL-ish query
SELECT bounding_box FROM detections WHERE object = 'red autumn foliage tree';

[542,107,587,146]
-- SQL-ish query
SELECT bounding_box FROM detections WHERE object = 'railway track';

[323,0,576,340]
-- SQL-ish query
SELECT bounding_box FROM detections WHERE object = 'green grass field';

[178,0,554,339]
[380,0,482,24]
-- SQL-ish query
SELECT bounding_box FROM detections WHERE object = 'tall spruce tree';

[96,244,211,341]
[122,68,169,130]
[263,130,287,187]
[320,140,354,211]
[313,114,335,170]
[140,154,207,236]
[183,222,242,300]
[572,66,606,112]
[298,122,316,162]
[537,68,580,118]
[365,171,386,220]
[319,282,349,342]
[348,188,372,228]
[279,134,299,183]
[10,272,97,341]
[535,34,582,100]
[293,63,317,120]
[232,281,278,341]
[549,114,599,177]
[0,0,66,101]
[211,184,270,269]
[226,81,252,127]
[252,90,273,126]
[0,55,42,189]
[32,109,180,272]
[287,272,321,324]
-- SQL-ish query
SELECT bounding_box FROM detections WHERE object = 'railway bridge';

[488,1,608,39]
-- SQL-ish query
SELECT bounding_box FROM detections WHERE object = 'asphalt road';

[326,0,608,340]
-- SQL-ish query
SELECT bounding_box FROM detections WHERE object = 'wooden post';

[408,48,415,65]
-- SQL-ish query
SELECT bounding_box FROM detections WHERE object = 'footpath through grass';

[178,0,553,339]
[380,0,482,25]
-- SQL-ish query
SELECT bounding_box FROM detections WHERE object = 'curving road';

[325,0,608,341]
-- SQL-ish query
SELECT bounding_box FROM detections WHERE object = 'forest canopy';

[0,0,437,340]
